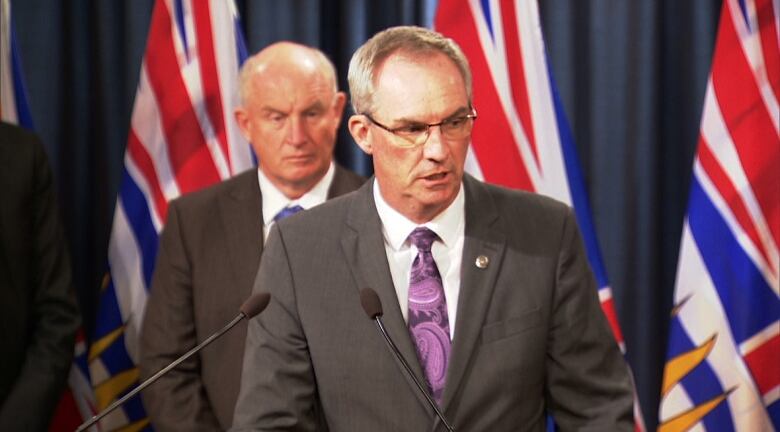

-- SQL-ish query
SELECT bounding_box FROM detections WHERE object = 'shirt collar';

[258,161,335,225]
[373,179,465,251]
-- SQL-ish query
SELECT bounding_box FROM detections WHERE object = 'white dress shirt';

[373,179,465,339]
[258,162,335,240]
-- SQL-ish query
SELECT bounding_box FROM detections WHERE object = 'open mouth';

[423,172,448,181]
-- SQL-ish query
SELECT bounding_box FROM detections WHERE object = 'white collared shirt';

[258,162,335,240]
[373,180,465,339]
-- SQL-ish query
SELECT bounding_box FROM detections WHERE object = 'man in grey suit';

[232,27,633,431]
[139,42,364,431]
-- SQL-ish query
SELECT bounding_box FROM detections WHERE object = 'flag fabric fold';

[87,0,253,428]
[0,0,33,128]
[659,0,779,430]
[434,1,645,430]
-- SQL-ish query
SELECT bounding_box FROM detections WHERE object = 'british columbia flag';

[434,1,646,430]
[659,0,779,430]
[87,0,253,428]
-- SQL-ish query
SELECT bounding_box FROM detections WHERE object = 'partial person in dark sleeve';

[0,121,81,431]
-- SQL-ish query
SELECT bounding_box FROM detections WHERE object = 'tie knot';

[408,227,438,252]
[274,205,304,222]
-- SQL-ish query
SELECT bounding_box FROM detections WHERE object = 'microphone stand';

[372,315,456,432]
[76,313,246,432]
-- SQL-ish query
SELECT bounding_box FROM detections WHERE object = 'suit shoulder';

[478,179,571,217]
[0,122,44,164]
[334,164,367,188]
[300,186,357,220]
[168,169,258,213]
[274,186,359,242]
[0,122,40,147]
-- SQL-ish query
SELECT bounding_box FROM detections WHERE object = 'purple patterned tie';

[407,227,451,405]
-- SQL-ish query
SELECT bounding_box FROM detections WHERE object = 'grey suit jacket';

[232,175,634,431]
[139,165,365,431]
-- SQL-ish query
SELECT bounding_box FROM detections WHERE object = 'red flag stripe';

[435,0,534,191]
[699,135,775,274]
[711,2,780,246]
[757,0,780,102]
[599,295,626,346]
[144,0,221,194]
[127,129,169,223]
[742,332,780,398]
[500,0,539,167]
[192,0,231,170]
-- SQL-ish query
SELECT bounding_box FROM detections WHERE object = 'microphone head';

[240,292,271,319]
[359,288,383,319]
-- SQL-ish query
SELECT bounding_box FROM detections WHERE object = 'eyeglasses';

[362,108,477,148]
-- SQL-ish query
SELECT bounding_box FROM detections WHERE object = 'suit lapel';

[219,171,264,300]
[340,180,431,408]
[222,164,356,296]
[441,175,506,411]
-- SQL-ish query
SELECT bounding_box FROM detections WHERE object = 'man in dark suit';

[138,42,365,431]
[232,27,634,431]
[0,122,81,431]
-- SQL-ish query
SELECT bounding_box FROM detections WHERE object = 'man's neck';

[261,171,325,200]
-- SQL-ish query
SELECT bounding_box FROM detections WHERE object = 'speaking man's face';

[350,52,472,223]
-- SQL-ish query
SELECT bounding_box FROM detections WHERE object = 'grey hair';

[238,43,339,106]
[347,26,472,115]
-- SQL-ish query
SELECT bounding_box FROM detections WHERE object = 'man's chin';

[283,167,328,188]
[416,188,458,210]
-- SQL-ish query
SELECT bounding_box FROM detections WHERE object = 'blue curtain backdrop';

[10,1,721,429]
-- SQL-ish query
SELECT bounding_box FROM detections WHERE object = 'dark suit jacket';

[232,175,634,431]
[0,122,80,431]
[139,165,364,431]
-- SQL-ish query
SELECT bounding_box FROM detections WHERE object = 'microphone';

[75,292,271,432]
[359,288,455,432]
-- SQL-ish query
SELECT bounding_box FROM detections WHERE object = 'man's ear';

[332,92,348,127]
[348,115,373,155]
[234,107,251,141]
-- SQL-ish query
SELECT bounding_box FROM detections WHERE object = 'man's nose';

[422,125,448,160]
[286,116,307,146]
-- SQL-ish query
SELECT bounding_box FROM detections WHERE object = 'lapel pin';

[475,255,489,269]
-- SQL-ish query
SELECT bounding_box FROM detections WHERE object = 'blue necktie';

[273,205,304,222]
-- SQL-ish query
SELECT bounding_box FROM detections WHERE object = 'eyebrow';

[302,101,326,112]
[260,100,327,116]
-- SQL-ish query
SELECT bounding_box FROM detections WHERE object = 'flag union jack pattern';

[660,0,780,431]
[434,0,645,430]
[88,0,252,428]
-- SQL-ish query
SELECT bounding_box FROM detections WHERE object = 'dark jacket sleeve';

[0,130,81,431]
[545,208,634,430]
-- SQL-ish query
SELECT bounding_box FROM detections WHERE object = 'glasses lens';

[394,125,429,147]
[441,116,475,139]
